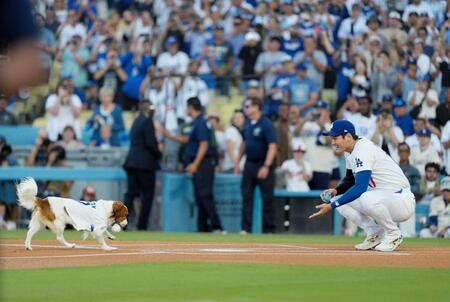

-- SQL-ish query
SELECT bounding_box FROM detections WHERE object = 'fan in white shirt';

[156,37,190,77]
[279,139,312,192]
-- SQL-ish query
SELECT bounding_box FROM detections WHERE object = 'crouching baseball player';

[309,120,415,252]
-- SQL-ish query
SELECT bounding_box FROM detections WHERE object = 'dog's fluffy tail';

[17,177,38,211]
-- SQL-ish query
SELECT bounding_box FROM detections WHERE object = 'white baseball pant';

[333,188,416,238]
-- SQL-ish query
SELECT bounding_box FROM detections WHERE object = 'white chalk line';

[0,243,412,259]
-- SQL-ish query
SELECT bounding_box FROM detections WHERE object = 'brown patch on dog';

[111,201,128,223]
[35,198,55,222]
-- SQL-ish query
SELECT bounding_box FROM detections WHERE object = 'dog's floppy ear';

[111,201,128,222]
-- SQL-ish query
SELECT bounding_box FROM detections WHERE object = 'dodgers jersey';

[345,137,410,191]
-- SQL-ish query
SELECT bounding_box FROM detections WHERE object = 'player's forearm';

[331,170,371,209]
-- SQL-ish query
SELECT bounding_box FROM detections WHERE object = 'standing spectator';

[59,34,90,91]
[176,61,209,121]
[56,125,84,150]
[254,36,285,92]
[45,80,82,141]
[408,74,439,122]
[397,142,422,237]
[223,109,245,173]
[410,128,442,176]
[123,101,162,230]
[156,36,190,80]
[284,63,319,114]
[337,3,368,43]
[35,13,56,81]
[205,24,234,96]
[93,48,128,100]
[163,97,224,232]
[238,96,277,234]
[57,8,87,49]
[86,87,125,147]
[440,119,450,175]
[419,176,450,238]
[393,98,415,137]
[371,108,404,163]
[274,103,290,167]
[398,142,421,196]
[337,95,377,139]
[293,37,327,91]
[296,101,334,190]
[26,129,53,167]
[0,93,16,125]
[371,51,398,105]
[402,58,418,108]
[436,89,450,128]
[238,31,262,89]
[119,44,152,110]
[278,139,312,192]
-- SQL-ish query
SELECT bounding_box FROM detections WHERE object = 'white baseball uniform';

[333,137,416,238]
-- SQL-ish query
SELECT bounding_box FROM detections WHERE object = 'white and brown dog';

[17,178,128,251]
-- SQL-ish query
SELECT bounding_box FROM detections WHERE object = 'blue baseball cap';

[418,73,431,82]
[393,98,406,107]
[322,120,356,137]
[315,100,329,110]
[166,36,178,45]
[382,94,393,102]
[417,128,431,137]
[296,62,307,71]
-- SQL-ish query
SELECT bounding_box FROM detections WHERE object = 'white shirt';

[280,158,312,192]
[45,94,82,141]
[338,16,368,40]
[441,120,450,174]
[59,23,87,49]
[410,145,441,176]
[145,80,178,131]
[372,126,405,163]
[343,112,377,139]
[429,196,450,232]
[176,76,209,119]
[156,51,190,75]
[222,126,244,171]
[406,133,442,154]
[402,2,434,22]
[301,121,334,173]
[345,137,410,191]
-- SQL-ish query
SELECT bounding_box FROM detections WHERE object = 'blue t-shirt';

[394,113,415,136]
[243,117,277,161]
[186,114,216,161]
[286,76,318,105]
[121,52,152,100]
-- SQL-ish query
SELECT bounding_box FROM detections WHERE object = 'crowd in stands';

[1,0,450,237]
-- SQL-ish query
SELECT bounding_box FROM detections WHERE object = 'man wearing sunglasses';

[310,120,416,252]
[237,97,277,234]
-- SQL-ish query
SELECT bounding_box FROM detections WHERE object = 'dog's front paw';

[102,245,117,251]
[65,243,76,249]
[25,246,32,251]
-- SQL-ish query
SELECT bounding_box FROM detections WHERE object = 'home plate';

[200,248,250,253]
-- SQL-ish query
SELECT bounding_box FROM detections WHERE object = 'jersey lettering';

[355,158,363,168]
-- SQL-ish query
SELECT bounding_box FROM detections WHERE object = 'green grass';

[1,263,450,302]
[2,231,450,302]
[2,229,450,247]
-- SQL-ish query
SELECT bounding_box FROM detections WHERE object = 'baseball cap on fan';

[322,120,356,137]
[441,177,450,191]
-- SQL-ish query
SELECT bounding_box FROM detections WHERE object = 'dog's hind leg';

[54,222,76,248]
[25,213,45,250]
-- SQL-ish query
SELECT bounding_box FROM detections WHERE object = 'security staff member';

[163,97,223,232]
[123,101,162,230]
[236,96,277,233]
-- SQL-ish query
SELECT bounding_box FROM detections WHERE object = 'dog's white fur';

[17,178,127,251]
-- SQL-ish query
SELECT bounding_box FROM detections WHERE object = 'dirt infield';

[0,240,450,269]
[1,239,450,270]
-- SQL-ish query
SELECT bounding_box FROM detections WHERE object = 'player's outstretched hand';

[320,189,337,203]
[309,203,332,219]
